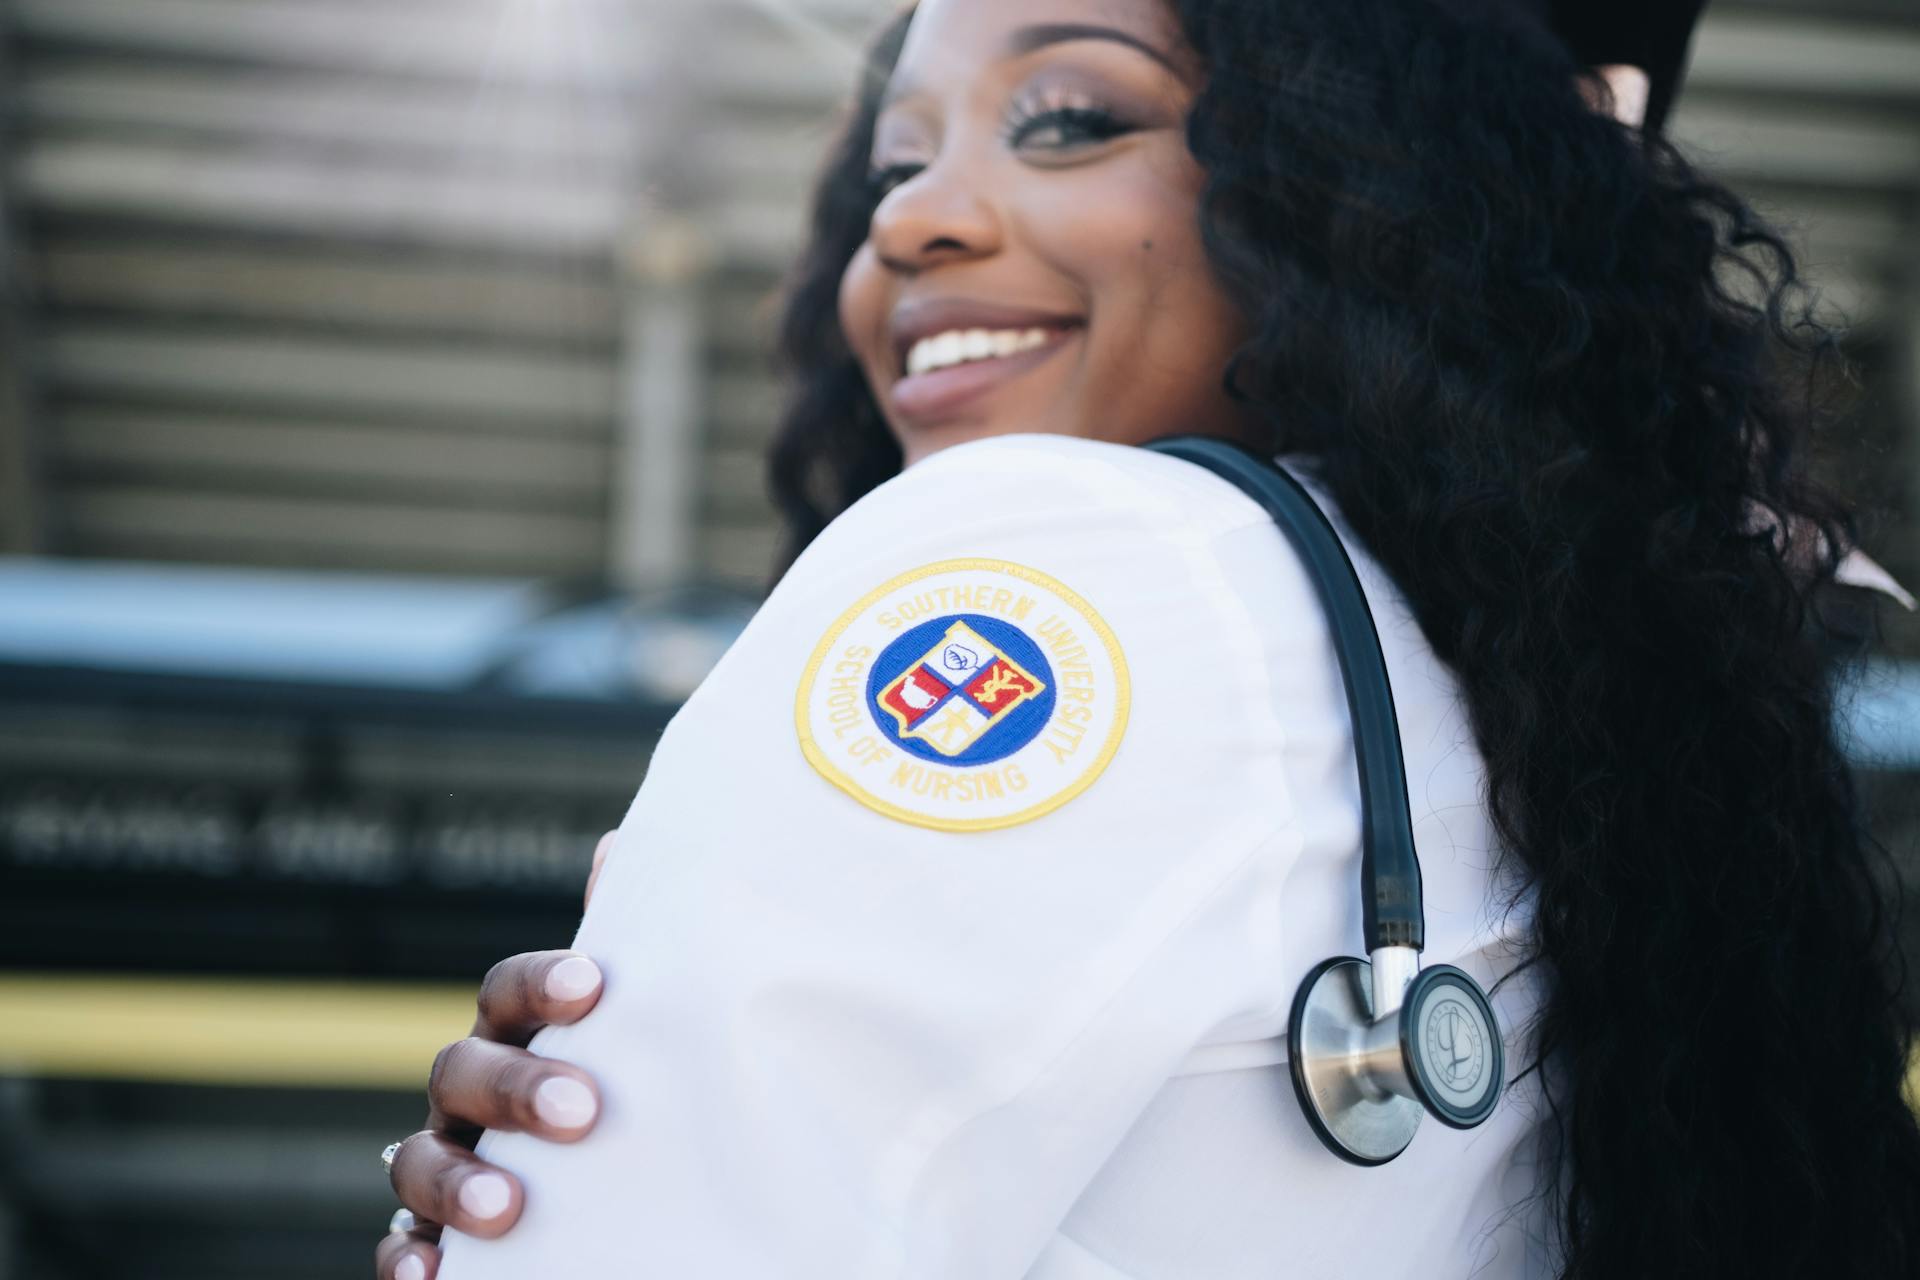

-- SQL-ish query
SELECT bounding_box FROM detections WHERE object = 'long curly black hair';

[763,1,1920,1274]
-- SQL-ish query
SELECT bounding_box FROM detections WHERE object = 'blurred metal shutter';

[1,0,884,584]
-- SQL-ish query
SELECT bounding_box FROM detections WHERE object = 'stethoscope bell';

[1287,951,1503,1166]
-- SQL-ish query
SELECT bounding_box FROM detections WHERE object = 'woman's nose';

[868,152,1004,271]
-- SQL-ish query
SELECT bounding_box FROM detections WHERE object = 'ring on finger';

[381,1139,405,1177]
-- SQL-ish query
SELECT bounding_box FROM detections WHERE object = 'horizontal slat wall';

[15,65,644,165]
[34,241,621,341]
[1687,12,1920,102]
[5,0,623,574]
[1666,9,1917,336]
[2,1,1915,583]
[60,487,604,573]
[1674,12,1912,335]
[38,327,617,425]
[7,0,863,96]
[670,1,881,585]
[15,141,631,256]
[8,0,661,85]
[0,0,881,582]
[51,410,608,501]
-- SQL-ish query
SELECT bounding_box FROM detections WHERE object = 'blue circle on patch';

[867,613,1057,766]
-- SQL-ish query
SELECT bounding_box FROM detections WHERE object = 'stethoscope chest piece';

[1288,955,1504,1166]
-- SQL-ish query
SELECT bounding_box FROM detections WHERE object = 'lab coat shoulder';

[700,428,1334,876]
[446,432,1350,1280]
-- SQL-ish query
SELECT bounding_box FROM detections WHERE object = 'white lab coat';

[439,432,1552,1280]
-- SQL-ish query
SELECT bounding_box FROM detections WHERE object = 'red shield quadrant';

[878,664,951,729]
[875,621,1046,757]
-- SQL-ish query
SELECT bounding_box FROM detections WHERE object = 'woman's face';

[837,0,1262,468]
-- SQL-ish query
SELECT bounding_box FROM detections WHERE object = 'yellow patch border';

[795,556,1131,833]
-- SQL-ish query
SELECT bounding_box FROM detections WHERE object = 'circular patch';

[796,558,1129,832]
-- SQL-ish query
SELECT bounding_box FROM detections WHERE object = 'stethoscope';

[1145,434,1504,1165]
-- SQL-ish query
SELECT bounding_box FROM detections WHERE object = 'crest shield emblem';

[876,621,1046,758]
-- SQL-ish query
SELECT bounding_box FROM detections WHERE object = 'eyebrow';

[878,22,1181,114]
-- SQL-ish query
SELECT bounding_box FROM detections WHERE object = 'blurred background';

[0,0,1916,1275]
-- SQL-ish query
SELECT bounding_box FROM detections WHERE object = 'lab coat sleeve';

[437,432,1333,1280]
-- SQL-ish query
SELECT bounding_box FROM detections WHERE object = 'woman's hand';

[375,830,618,1280]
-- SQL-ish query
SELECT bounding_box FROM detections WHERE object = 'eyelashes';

[864,101,1133,199]
[863,161,922,200]
[1013,103,1132,149]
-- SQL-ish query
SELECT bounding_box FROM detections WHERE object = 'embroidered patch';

[796,558,1130,832]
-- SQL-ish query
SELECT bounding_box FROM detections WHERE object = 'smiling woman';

[837,7,1260,468]
[378,0,1920,1277]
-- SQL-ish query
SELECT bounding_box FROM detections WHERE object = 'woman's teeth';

[905,327,1060,376]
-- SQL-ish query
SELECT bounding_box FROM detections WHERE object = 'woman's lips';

[887,326,1081,426]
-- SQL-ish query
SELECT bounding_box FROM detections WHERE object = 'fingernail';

[535,1075,598,1130]
[396,1255,427,1280]
[459,1172,512,1222]
[544,955,602,1002]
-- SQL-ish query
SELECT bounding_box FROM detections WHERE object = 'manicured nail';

[544,955,602,1002]
[396,1254,427,1280]
[535,1075,598,1130]
[459,1172,512,1221]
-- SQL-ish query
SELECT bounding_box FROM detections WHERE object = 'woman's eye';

[864,108,1130,200]
[865,163,923,199]
[1007,106,1130,150]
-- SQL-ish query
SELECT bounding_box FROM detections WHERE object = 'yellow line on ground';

[0,973,476,1089]
[3,973,1918,1116]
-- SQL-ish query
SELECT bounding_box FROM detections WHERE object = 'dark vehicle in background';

[0,558,754,1279]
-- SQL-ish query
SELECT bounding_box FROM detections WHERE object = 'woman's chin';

[899,424,1007,467]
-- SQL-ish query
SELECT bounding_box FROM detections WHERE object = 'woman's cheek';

[837,245,882,354]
